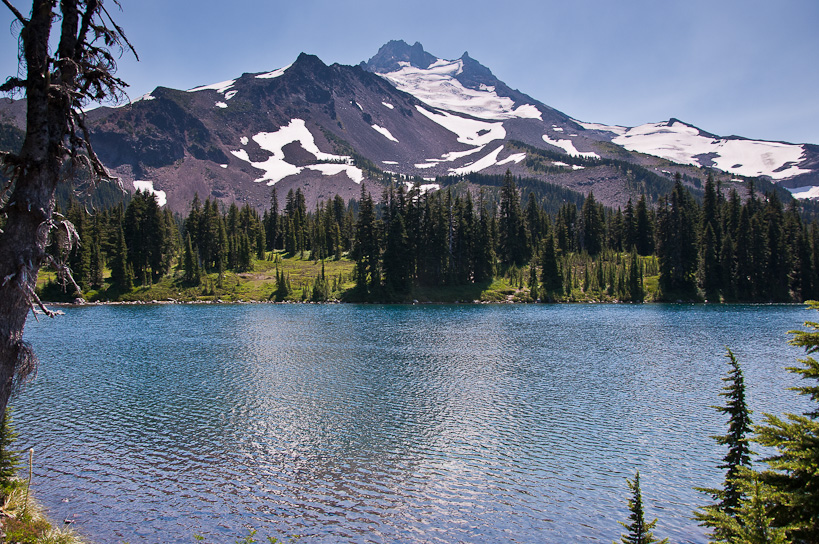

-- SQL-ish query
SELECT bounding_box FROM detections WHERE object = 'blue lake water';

[15,303,814,543]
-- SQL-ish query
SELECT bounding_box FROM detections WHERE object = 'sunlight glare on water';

[17,303,812,543]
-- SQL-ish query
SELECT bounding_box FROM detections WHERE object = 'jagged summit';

[2,39,817,214]
[360,40,437,73]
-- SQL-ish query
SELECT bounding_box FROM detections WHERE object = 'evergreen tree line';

[352,169,819,303]
[56,190,179,293]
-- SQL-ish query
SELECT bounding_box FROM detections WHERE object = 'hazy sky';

[1,0,817,144]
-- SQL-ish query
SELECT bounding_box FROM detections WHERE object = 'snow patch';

[382,102,394,110]
[381,59,542,121]
[215,102,228,109]
[542,134,600,158]
[382,160,399,165]
[416,106,505,146]
[353,100,363,111]
[220,164,228,169]
[132,92,156,103]
[575,120,628,136]
[552,126,563,132]
[405,182,440,194]
[240,136,249,146]
[414,163,437,169]
[449,145,506,175]
[306,164,364,184]
[613,121,810,180]
[224,90,238,100]
[788,186,819,200]
[498,152,526,166]
[256,64,292,79]
[188,79,236,93]
[133,180,166,207]
[372,124,399,143]
[229,119,361,185]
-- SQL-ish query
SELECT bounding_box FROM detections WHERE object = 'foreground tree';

[696,349,754,541]
[755,300,819,541]
[0,0,135,416]
[617,471,668,544]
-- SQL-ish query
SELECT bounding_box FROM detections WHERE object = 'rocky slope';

[0,40,815,212]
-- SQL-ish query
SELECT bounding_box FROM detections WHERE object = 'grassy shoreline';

[37,251,667,306]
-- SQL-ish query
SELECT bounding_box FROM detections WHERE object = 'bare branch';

[99,2,138,61]
[1,0,27,26]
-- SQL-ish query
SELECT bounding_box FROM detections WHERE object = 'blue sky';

[1,0,818,144]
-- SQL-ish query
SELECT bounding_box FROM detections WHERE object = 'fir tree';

[755,300,819,540]
[540,232,562,299]
[702,470,793,544]
[183,233,201,285]
[0,407,20,487]
[617,471,669,544]
[696,349,754,540]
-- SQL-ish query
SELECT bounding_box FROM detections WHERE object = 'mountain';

[1,40,817,211]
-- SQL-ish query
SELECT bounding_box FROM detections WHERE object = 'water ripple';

[16,303,813,543]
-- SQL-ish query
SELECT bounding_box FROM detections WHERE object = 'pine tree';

[617,471,669,544]
[110,224,132,290]
[755,300,819,540]
[0,407,20,487]
[702,470,793,544]
[183,233,201,285]
[540,232,562,299]
[383,211,412,296]
[581,191,604,256]
[352,185,381,296]
[499,170,530,267]
[696,349,754,540]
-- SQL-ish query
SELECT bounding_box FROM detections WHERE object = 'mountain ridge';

[0,40,816,212]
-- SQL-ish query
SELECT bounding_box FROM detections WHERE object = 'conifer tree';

[183,233,200,285]
[702,469,793,544]
[540,232,562,298]
[383,211,412,296]
[499,170,529,267]
[617,471,669,544]
[0,407,20,487]
[110,224,132,290]
[352,185,381,296]
[755,301,819,540]
[696,349,754,540]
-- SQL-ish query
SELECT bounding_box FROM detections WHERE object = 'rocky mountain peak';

[360,39,437,73]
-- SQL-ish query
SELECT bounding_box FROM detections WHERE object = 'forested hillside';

[37,168,819,305]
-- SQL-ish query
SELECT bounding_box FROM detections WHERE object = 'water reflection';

[17,304,812,543]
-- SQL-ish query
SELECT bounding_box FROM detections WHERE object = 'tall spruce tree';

[755,301,819,541]
[696,349,754,540]
[0,407,20,487]
[617,471,669,544]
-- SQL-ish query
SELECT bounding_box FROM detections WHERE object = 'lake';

[16,303,814,543]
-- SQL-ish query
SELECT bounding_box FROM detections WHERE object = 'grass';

[35,251,665,305]
[0,478,85,544]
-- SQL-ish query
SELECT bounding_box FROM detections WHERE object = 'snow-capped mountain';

[0,40,816,212]
[578,118,815,184]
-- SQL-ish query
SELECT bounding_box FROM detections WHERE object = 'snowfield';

[542,134,599,159]
[788,186,819,200]
[256,64,291,79]
[580,120,809,180]
[381,59,542,121]
[416,106,505,146]
[230,119,363,185]
[188,79,235,94]
[371,124,399,142]
[133,180,167,207]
